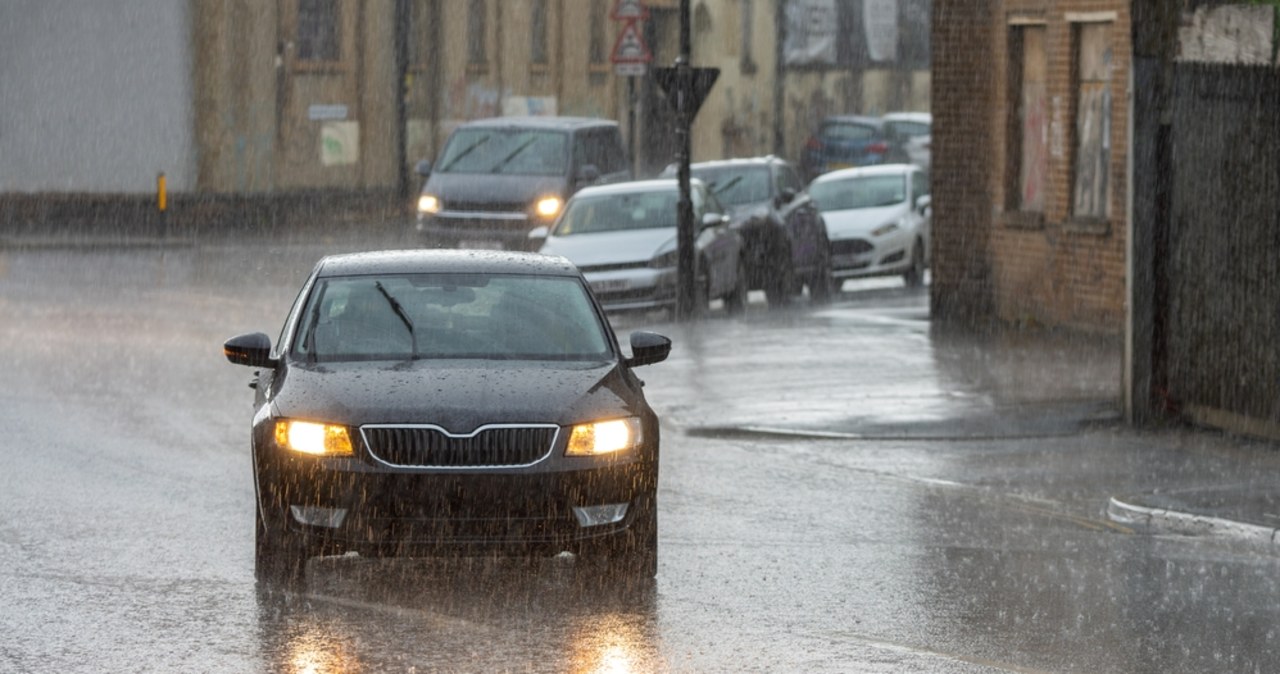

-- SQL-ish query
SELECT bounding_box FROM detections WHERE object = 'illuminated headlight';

[417,194,441,214]
[274,420,354,457]
[534,196,563,218]
[565,417,642,456]
[871,221,900,237]
[648,247,678,269]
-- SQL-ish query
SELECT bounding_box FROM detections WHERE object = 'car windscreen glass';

[552,190,678,235]
[292,273,612,362]
[690,167,771,206]
[435,129,569,176]
[821,122,877,141]
[809,175,908,211]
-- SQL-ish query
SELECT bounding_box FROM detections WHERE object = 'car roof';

[313,249,581,278]
[820,115,885,128]
[452,116,618,131]
[882,111,932,124]
[571,177,704,198]
[810,163,918,183]
[688,156,791,170]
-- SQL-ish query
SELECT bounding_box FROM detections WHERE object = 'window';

[1071,21,1113,221]
[532,0,549,65]
[589,0,607,65]
[297,0,341,62]
[468,0,488,67]
[1007,22,1047,215]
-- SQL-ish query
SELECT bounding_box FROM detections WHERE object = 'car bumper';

[829,238,909,280]
[582,268,677,312]
[258,448,656,556]
[415,212,550,251]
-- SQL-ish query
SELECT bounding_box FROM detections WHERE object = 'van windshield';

[435,128,569,176]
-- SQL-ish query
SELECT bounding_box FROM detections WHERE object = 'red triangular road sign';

[610,19,651,64]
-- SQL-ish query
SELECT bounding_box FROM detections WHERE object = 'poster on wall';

[784,0,838,66]
[320,121,359,167]
[863,0,899,63]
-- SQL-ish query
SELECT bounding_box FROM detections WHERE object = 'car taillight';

[868,142,889,154]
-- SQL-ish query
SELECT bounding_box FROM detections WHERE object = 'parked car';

[808,164,931,287]
[223,249,671,585]
[534,179,747,315]
[413,116,631,251]
[882,111,932,172]
[799,115,909,180]
[663,157,833,306]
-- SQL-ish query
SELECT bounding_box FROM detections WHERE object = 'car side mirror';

[775,187,797,208]
[224,332,277,368]
[415,159,432,177]
[700,212,727,230]
[577,164,601,185]
[915,194,931,215]
[626,331,671,367]
[527,225,549,249]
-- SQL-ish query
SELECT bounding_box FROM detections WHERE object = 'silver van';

[413,116,631,251]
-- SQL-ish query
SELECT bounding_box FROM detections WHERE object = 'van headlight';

[417,194,441,214]
[534,196,563,219]
[565,417,642,456]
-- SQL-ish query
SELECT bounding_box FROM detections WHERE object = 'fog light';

[290,505,347,528]
[573,503,629,527]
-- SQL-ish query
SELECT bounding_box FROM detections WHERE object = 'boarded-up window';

[468,0,488,66]
[1008,24,1047,213]
[297,0,341,62]
[1071,22,1112,220]
[532,0,549,65]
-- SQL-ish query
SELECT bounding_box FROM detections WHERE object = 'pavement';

[5,221,1279,553]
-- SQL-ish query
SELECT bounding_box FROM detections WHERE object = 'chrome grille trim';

[360,423,560,469]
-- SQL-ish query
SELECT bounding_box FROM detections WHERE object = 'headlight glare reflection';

[566,417,641,456]
[275,420,354,456]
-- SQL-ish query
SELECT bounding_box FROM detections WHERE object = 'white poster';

[864,0,899,63]
[320,121,360,167]
[784,0,838,66]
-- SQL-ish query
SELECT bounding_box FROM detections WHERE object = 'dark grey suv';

[414,117,631,251]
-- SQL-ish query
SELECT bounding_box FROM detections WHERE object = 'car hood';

[540,229,675,267]
[822,204,908,239]
[273,359,638,432]
[422,172,569,205]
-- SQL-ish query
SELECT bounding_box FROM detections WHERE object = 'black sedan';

[665,156,833,306]
[223,250,671,585]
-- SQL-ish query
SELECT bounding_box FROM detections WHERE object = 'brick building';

[931,0,1131,333]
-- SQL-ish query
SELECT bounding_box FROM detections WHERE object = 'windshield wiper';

[487,137,538,173]
[439,136,491,172]
[710,175,743,196]
[374,282,418,358]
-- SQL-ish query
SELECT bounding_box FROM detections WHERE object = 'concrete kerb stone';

[1106,496,1280,549]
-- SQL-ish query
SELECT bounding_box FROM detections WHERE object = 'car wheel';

[903,239,926,289]
[255,505,312,588]
[724,261,748,315]
[585,493,658,581]
[764,262,793,309]
[808,253,834,305]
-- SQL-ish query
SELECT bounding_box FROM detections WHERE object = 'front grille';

[831,238,873,255]
[362,424,559,468]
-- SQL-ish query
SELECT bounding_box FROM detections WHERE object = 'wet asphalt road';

[3,240,1280,673]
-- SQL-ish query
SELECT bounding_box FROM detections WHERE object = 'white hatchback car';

[535,179,747,314]
[808,164,931,287]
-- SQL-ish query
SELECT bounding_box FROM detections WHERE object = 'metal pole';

[675,0,696,319]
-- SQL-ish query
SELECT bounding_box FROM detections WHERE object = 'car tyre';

[764,261,793,308]
[808,253,834,305]
[903,239,926,289]
[255,505,312,588]
[724,261,749,315]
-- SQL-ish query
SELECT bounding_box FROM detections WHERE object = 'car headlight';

[648,247,678,269]
[565,417,642,456]
[417,194,441,214]
[871,221,900,237]
[274,419,354,457]
[533,196,563,219]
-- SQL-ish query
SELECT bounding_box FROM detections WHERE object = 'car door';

[775,163,827,277]
[909,168,931,261]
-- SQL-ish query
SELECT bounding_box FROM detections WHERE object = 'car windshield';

[821,122,878,141]
[809,174,908,211]
[552,190,678,235]
[435,128,568,176]
[291,273,611,362]
[690,166,772,207]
